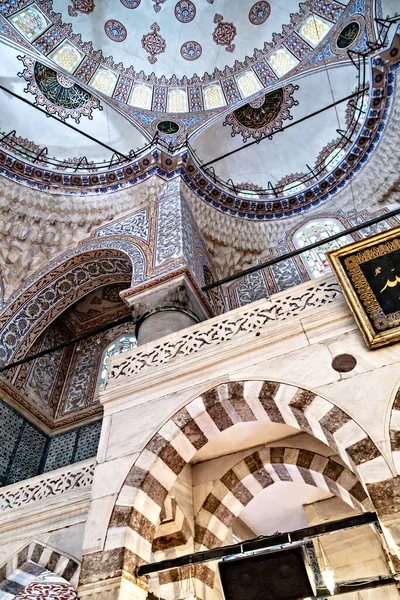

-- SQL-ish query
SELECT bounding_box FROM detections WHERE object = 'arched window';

[324,147,346,172]
[167,89,188,113]
[294,219,353,279]
[268,48,298,77]
[236,71,262,98]
[203,84,226,110]
[91,68,118,96]
[10,6,49,41]
[50,41,83,73]
[299,15,332,47]
[129,84,153,110]
[99,336,137,389]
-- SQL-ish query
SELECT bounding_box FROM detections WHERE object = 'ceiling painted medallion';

[212,14,237,53]
[249,2,271,26]
[141,22,166,64]
[120,0,141,7]
[104,20,127,43]
[18,57,102,123]
[180,41,202,61]
[175,1,196,23]
[68,0,95,17]
[223,84,298,142]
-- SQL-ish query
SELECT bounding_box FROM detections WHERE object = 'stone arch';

[81,379,389,595]
[195,445,372,551]
[0,540,80,597]
[0,239,146,367]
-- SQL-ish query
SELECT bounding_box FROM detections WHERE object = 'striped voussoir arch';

[195,445,373,552]
[82,380,388,598]
[0,541,80,599]
[191,445,374,599]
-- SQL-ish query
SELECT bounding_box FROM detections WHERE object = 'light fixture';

[317,539,335,596]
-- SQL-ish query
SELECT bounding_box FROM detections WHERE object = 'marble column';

[136,305,199,345]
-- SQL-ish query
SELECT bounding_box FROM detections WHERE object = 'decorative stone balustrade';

[106,275,344,385]
[0,460,95,512]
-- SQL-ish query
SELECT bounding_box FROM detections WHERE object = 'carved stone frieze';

[0,460,95,511]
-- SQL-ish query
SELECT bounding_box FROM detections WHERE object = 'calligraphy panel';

[328,226,400,349]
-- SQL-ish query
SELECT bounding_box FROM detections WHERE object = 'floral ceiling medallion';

[212,14,237,53]
[104,19,127,42]
[223,84,299,142]
[68,0,95,17]
[175,1,196,23]
[249,2,271,25]
[181,40,202,61]
[141,22,166,64]
[18,56,102,123]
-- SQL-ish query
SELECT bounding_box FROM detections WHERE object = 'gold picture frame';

[328,225,400,349]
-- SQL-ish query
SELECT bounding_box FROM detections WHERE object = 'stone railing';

[0,460,95,512]
[107,275,344,384]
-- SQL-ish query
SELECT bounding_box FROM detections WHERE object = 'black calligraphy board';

[339,239,400,334]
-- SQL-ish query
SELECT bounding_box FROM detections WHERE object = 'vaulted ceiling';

[0,0,399,225]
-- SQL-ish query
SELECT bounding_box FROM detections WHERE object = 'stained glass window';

[203,84,226,110]
[236,71,262,98]
[268,48,298,78]
[10,7,49,41]
[167,89,188,113]
[299,15,332,47]
[324,147,346,171]
[91,68,118,96]
[294,219,353,278]
[282,182,306,197]
[50,41,83,73]
[99,336,137,389]
[129,84,152,110]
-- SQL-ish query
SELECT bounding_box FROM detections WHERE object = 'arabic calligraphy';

[233,88,284,130]
[337,22,360,49]
[34,62,90,109]
[380,269,400,293]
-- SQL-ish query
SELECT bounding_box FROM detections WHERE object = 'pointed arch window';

[294,218,353,278]
[129,84,153,110]
[9,7,50,41]
[91,68,118,96]
[99,336,137,389]
[203,84,226,110]
[236,71,262,98]
[268,48,298,77]
[50,41,83,73]
[299,15,332,47]
[167,89,188,113]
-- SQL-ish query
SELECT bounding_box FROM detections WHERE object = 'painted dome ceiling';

[0,0,399,220]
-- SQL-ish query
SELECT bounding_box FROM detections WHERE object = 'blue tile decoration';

[43,430,77,473]
[74,421,102,462]
[0,401,24,482]
[7,423,47,485]
[0,399,102,486]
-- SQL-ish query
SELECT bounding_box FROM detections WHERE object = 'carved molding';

[0,460,95,511]
[107,276,342,384]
